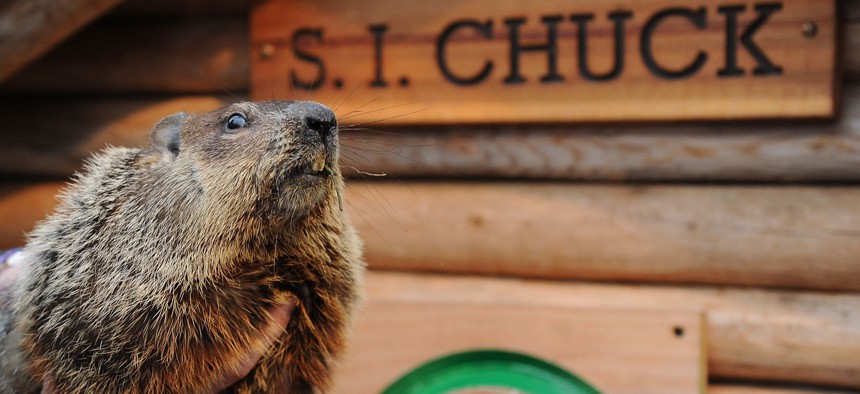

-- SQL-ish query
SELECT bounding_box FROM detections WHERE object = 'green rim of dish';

[380,349,602,394]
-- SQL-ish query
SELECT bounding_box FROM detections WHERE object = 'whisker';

[339,150,380,171]
[289,72,296,99]
[342,137,439,149]
[221,86,241,102]
[340,142,398,154]
[341,165,387,177]
[344,178,406,233]
[334,78,370,113]
[339,127,411,137]
[337,102,422,121]
[343,107,427,128]
[344,146,425,167]
[338,96,383,119]
[341,194,390,244]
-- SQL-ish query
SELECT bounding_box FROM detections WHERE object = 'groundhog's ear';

[150,112,187,157]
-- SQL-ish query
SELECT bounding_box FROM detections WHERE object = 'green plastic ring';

[381,349,602,394]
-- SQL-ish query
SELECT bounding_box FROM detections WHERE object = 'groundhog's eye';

[225,113,248,131]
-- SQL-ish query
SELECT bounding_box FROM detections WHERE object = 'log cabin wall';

[0,0,858,392]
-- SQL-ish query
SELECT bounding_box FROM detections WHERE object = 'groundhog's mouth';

[283,156,332,183]
[296,163,331,179]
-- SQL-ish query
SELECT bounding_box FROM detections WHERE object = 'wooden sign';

[251,0,836,124]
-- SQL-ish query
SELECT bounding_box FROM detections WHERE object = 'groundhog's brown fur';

[3,101,364,393]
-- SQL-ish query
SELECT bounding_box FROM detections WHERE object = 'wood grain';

[1,19,249,94]
[3,87,860,182]
[843,0,860,22]
[709,386,858,394]
[364,271,860,388]
[0,0,124,82]
[340,83,860,182]
[252,0,837,123]
[345,182,860,292]
[111,0,249,17]
[6,183,859,389]
[4,3,860,93]
[844,23,860,81]
[5,181,860,293]
[0,96,234,177]
[335,301,703,394]
[0,183,63,249]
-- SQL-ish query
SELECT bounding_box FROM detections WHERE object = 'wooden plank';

[3,86,860,181]
[0,96,233,177]
[0,183,62,249]
[334,300,704,394]
[251,0,837,123]
[342,125,860,182]
[340,81,860,181]
[109,0,857,22]
[364,271,860,388]
[3,186,860,388]
[709,386,858,394]
[5,181,860,292]
[111,0,249,17]
[1,19,249,94]
[4,7,860,93]
[344,182,860,292]
[0,0,124,82]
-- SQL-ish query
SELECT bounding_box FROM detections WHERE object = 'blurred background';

[0,0,858,393]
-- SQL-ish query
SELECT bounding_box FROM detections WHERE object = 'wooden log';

[1,19,249,94]
[342,118,860,183]
[111,0,249,17]
[3,184,860,387]
[3,87,860,182]
[4,181,860,293]
[0,183,63,249]
[335,300,704,393]
[843,0,860,21]
[364,271,860,388]
[709,385,857,394]
[0,96,235,177]
[845,23,860,81]
[345,182,860,292]
[339,84,860,183]
[0,0,124,82]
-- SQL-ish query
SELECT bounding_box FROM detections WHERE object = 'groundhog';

[0,101,364,393]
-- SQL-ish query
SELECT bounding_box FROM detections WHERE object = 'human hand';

[205,301,295,393]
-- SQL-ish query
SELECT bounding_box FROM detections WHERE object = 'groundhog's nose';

[296,101,337,140]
